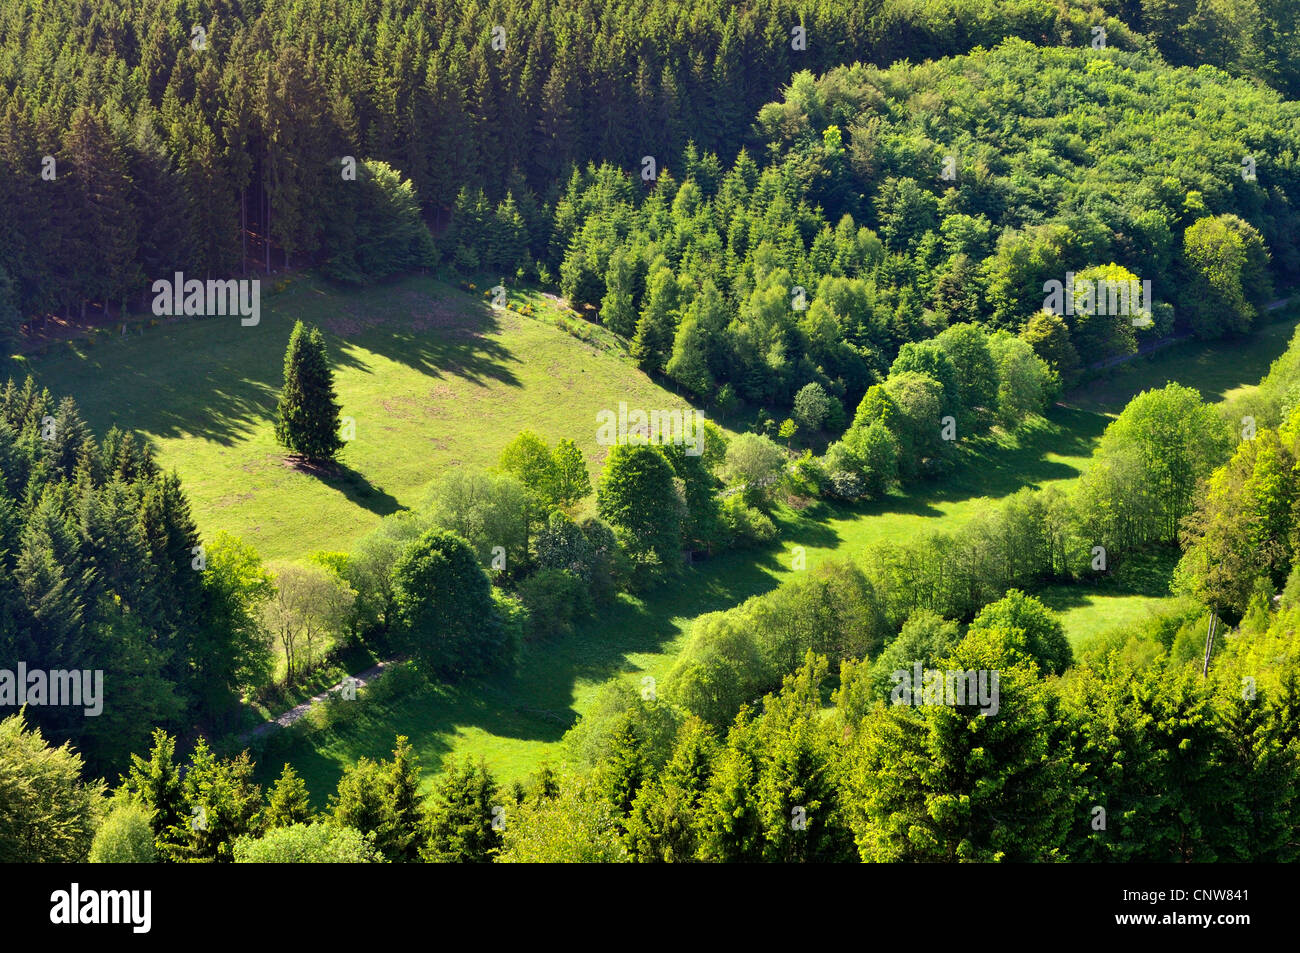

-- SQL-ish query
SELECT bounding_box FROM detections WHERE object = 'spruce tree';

[275,320,344,465]
[422,757,503,863]
[264,763,313,829]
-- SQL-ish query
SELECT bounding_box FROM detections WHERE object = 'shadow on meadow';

[312,460,406,518]
[11,274,522,447]
[1036,549,1181,614]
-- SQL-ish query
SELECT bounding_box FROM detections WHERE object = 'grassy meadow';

[6,275,695,561]
[8,276,1297,800]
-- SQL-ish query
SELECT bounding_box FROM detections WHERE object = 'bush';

[719,494,778,546]
[89,800,157,863]
[233,822,381,863]
[788,450,827,497]
[516,568,593,641]
[665,610,772,726]
[826,470,866,500]
[536,512,595,580]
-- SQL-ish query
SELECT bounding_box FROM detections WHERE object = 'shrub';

[89,800,157,863]
[233,822,381,863]
[516,568,593,641]
[719,495,778,546]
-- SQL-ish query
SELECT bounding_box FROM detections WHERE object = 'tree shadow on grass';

[298,458,406,518]
[1036,549,1181,615]
[19,275,524,448]
[297,275,524,389]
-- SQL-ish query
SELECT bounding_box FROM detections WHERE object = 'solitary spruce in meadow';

[275,320,344,465]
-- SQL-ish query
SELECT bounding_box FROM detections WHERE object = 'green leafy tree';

[89,799,157,863]
[120,728,186,858]
[724,432,786,508]
[0,712,104,862]
[934,323,999,427]
[968,588,1072,675]
[596,443,682,572]
[1020,312,1081,385]
[552,438,592,508]
[867,610,963,701]
[499,430,560,507]
[1183,214,1271,338]
[199,531,275,698]
[392,529,510,679]
[792,382,834,433]
[165,739,263,863]
[631,265,681,374]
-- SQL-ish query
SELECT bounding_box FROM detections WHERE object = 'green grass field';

[1037,551,1182,648]
[7,274,697,562]
[10,276,1296,801]
[258,409,1109,800]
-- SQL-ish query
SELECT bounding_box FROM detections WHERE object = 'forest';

[2,0,1300,867]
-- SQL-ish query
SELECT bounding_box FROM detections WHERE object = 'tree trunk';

[265,186,271,273]
[1201,611,1218,677]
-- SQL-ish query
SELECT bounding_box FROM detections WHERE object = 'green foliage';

[516,568,593,641]
[163,739,263,863]
[264,763,313,829]
[1176,411,1300,617]
[0,712,103,862]
[498,778,629,863]
[392,529,510,680]
[233,822,381,863]
[89,799,157,863]
[596,443,682,573]
[425,468,528,570]
[625,717,718,862]
[1080,382,1231,551]
[792,383,834,433]
[422,757,503,863]
[724,432,787,508]
[322,159,437,283]
[1183,214,1272,338]
[865,610,963,703]
[696,656,855,862]
[969,589,1073,676]
[847,628,1076,861]
[275,321,344,464]
[718,495,778,547]
[329,735,426,862]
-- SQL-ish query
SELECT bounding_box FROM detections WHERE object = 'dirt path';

[242,658,401,741]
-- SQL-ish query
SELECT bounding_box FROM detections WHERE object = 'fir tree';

[422,757,504,862]
[275,321,344,465]
[264,763,313,829]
